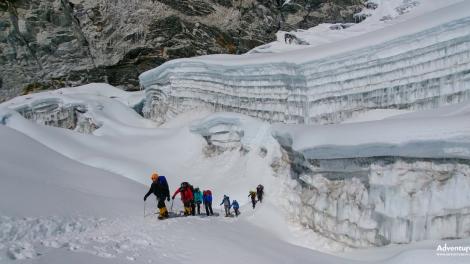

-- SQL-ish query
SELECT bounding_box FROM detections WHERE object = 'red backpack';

[205,190,212,196]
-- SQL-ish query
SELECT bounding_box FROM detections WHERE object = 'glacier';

[3,82,470,253]
[3,2,470,262]
[139,1,470,125]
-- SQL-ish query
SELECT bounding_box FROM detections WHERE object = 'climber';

[220,195,231,217]
[144,172,170,219]
[248,191,257,209]
[232,200,240,217]
[193,187,203,215]
[203,189,214,216]
[172,182,194,216]
[256,184,264,203]
[188,183,196,216]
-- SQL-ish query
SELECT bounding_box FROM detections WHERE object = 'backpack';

[232,201,239,209]
[206,190,212,196]
[157,176,168,186]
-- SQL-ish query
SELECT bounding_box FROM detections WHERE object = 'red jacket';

[173,187,193,203]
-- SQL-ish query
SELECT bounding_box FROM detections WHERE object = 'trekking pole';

[170,199,174,213]
[144,200,146,218]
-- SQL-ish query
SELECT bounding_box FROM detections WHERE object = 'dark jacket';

[144,181,170,200]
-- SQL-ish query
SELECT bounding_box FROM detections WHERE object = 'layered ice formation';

[140,1,470,125]
[13,98,98,133]
[274,102,470,247]
[0,83,151,134]
[283,156,470,247]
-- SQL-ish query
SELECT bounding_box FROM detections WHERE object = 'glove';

[144,197,147,201]
[167,197,170,202]
[172,197,175,200]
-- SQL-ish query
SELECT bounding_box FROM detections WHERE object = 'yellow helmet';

[151,172,158,181]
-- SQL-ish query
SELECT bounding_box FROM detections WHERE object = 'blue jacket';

[203,193,212,203]
[231,201,239,209]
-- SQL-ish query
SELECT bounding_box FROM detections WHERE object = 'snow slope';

[0,84,284,210]
[0,122,348,264]
[0,85,348,263]
[2,84,470,263]
[0,125,144,217]
[250,0,464,54]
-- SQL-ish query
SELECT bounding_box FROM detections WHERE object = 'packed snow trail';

[0,122,344,264]
[2,212,353,264]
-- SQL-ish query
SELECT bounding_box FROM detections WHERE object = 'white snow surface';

[273,101,470,159]
[250,0,464,54]
[1,84,469,263]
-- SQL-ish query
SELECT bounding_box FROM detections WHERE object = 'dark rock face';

[0,0,364,101]
[281,0,365,30]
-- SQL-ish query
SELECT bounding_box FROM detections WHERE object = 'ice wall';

[269,100,470,248]
[140,15,470,124]
[284,157,470,247]
[13,98,98,133]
